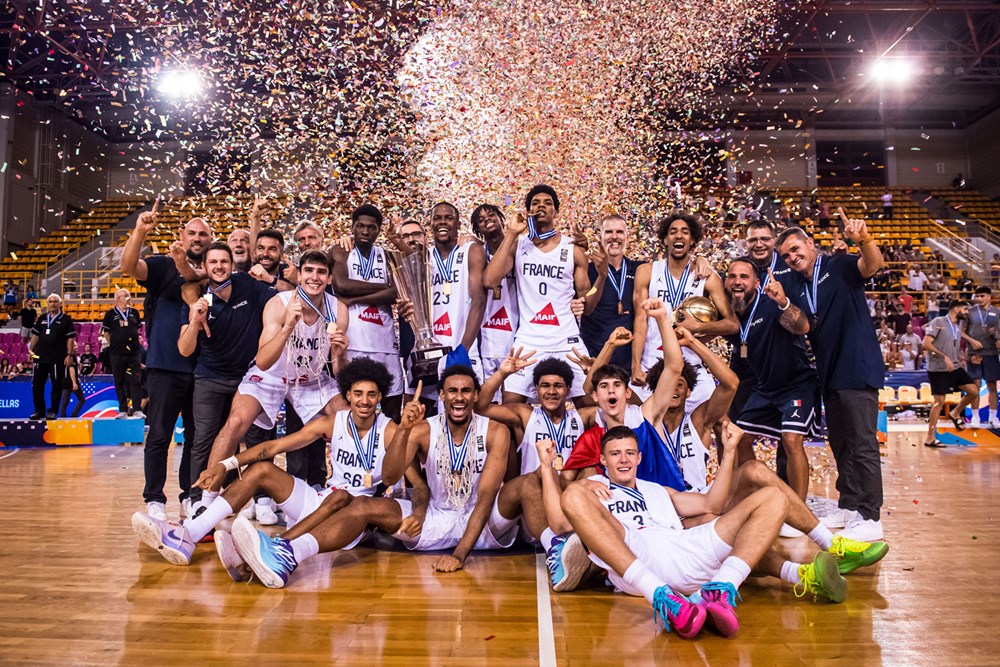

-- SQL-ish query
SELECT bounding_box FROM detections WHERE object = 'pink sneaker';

[652,585,706,639]
[698,581,742,637]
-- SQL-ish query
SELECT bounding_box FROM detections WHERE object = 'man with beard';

[248,229,295,292]
[330,205,404,419]
[777,211,886,541]
[724,257,817,503]
[226,197,268,273]
[580,215,645,373]
[473,204,519,400]
[177,242,276,511]
[922,300,979,447]
[121,200,212,520]
[483,185,591,406]
[632,211,738,407]
[964,286,1000,428]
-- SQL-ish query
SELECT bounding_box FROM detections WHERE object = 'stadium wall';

[967,108,1000,199]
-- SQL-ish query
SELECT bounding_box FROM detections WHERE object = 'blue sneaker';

[698,581,742,637]
[132,512,195,565]
[545,533,590,592]
[652,585,705,638]
[231,516,297,588]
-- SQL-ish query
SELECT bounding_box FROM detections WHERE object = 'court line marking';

[0,447,21,460]
[535,552,557,667]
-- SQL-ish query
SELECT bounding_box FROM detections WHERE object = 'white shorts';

[630,363,714,413]
[479,355,505,402]
[590,519,733,596]
[239,365,339,431]
[19,326,30,339]
[346,349,405,397]
[392,497,518,551]
[276,477,373,550]
[505,349,586,400]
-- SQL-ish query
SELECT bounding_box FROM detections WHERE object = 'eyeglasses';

[746,237,774,245]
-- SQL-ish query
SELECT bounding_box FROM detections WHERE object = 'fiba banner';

[0,376,123,420]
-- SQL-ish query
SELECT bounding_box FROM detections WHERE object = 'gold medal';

[204,293,213,307]
[740,343,748,359]
[363,471,373,488]
[443,282,452,296]
[327,322,338,334]
[553,454,564,471]
[617,301,623,315]
[493,285,502,300]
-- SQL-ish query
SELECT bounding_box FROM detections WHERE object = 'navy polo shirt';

[138,254,196,373]
[788,254,884,392]
[580,258,644,371]
[183,272,277,380]
[732,290,816,393]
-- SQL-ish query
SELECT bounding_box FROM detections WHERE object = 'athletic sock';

[808,523,835,550]
[289,534,319,564]
[540,528,557,552]
[185,497,233,542]
[623,560,665,604]
[201,490,220,508]
[712,556,752,590]
[780,560,802,585]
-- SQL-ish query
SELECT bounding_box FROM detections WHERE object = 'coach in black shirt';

[28,294,76,419]
[178,241,276,506]
[121,201,212,520]
[777,210,886,543]
[101,288,143,418]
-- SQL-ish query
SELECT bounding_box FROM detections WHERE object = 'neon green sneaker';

[829,535,889,574]
[794,551,847,603]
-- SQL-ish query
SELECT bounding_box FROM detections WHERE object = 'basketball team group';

[128,184,890,640]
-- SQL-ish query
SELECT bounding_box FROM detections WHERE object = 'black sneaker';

[46,411,57,419]
[28,412,45,420]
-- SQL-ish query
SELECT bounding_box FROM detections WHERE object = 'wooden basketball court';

[3,431,999,665]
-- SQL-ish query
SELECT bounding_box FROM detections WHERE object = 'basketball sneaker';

[697,581,742,637]
[652,585,705,639]
[820,508,856,529]
[546,533,590,592]
[146,501,167,521]
[829,535,889,574]
[231,516,297,588]
[255,499,279,526]
[838,518,884,542]
[794,551,847,602]
[131,512,195,565]
[214,530,252,582]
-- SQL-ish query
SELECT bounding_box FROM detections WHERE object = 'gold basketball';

[676,296,719,323]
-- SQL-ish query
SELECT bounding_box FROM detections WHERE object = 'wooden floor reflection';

[2,432,1000,665]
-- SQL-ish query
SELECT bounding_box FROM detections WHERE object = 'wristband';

[222,456,240,471]
[778,298,791,311]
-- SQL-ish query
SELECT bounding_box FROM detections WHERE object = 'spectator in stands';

[881,190,893,220]
[898,324,922,367]
[958,272,975,299]
[0,358,12,379]
[3,283,16,314]
[866,294,876,318]
[926,292,941,319]
[27,294,76,420]
[121,202,211,521]
[101,288,144,419]
[816,201,830,230]
[59,353,86,419]
[25,284,37,300]
[18,299,36,343]
[991,254,1000,285]
[907,266,928,292]
[952,173,966,189]
[79,343,97,377]
[926,268,946,292]
[897,285,914,314]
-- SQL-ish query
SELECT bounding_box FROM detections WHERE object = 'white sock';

[623,560,664,604]
[540,528,557,552]
[780,560,802,585]
[808,523,834,550]
[712,556,752,589]
[185,497,233,542]
[202,490,220,507]
[289,534,319,563]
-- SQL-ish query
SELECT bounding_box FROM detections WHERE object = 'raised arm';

[460,243,488,351]
[256,294,299,371]
[583,327,633,394]
[630,263,652,386]
[668,422,741,517]
[535,438,574,534]
[839,208,884,279]
[640,298,683,424]
[762,269,810,335]
[676,326,738,437]
[483,212,527,290]
[120,200,160,282]
[474,347,536,436]
[382,384,426,485]
[678,272,739,338]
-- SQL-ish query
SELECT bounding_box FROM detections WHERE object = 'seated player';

[230,365,517,587]
[558,425,851,639]
[131,358,408,574]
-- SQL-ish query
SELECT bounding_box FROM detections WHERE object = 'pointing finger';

[152,197,160,215]
[414,379,423,401]
[837,207,850,223]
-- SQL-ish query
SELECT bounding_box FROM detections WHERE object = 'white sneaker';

[214,530,253,582]
[990,420,1000,430]
[146,501,167,521]
[971,415,982,427]
[180,498,194,518]
[255,500,279,526]
[820,508,856,529]
[838,518,884,541]
[131,410,146,420]
[115,412,127,420]
[779,523,805,538]
[239,502,255,520]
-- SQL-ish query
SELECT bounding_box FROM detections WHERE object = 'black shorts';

[737,380,820,439]
[728,375,756,422]
[966,355,1000,383]
[927,368,976,396]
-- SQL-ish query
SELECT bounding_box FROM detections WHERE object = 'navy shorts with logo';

[737,380,820,439]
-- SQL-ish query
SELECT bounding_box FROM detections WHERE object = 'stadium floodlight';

[156,70,205,98]
[870,59,914,85]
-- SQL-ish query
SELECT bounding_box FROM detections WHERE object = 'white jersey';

[517,407,585,475]
[642,259,707,371]
[669,414,711,493]
[480,245,519,358]
[591,475,683,532]
[513,235,581,349]
[430,242,476,351]
[424,414,490,512]
[597,403,644,430]
[345,245,398,354]
[267,290,341,382]
[327,410,393,496]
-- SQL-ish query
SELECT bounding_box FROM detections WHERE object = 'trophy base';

[410,345,452,388]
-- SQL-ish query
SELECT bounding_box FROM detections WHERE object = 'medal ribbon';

[804,256,822,317]
[296,286,335,323]
[432,246,457,288]
[739,290,763,346]
[526,215,557,241]
[447,417,474,473]
[664,262,691,310]
[542,409,568,453]
[606,261,627,305]
[354,246,375,281]
[348,415,379,472]
[609,482,647,505]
